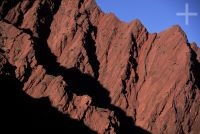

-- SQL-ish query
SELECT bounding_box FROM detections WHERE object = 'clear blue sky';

[96,0,200,46]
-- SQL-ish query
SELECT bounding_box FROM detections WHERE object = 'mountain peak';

[0,0,200,133]
[170,25,187,40]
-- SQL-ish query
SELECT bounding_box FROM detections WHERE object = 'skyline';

[96,0,200,46]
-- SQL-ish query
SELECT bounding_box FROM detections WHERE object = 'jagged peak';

[80,0,100,12]
[191,42,200,53]
[169,25,186,35]
[158,24,188,44]
[128,19,148,42]
[1,1,200,134]
[129,19,144,27]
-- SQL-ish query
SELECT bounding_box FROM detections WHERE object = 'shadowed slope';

[0,53,96,133]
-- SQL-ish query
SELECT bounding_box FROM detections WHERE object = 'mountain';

[0,0,200,133]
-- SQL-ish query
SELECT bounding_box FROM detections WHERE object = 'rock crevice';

[1,0,200,133]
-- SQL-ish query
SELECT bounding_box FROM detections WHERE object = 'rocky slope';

[0,0,200,133]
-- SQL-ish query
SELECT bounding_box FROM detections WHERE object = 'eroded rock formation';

[0,0,200,133]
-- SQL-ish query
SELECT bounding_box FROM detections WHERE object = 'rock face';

[0,0,200,133]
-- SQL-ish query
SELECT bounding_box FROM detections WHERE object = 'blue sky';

[96,0,200,46]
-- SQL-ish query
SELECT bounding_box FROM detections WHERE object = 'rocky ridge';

[0,0,200,133]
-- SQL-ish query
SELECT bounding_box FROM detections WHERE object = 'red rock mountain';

[0,0,200,133]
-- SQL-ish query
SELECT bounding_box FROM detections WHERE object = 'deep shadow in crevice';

[0,0,20,20]
[36,0,61,40]
[21,63,32,83]
[15,0,35,27]
[83,23,100,79]
[130,34,139,83]
[33,31,111,107]
[13,9,24,27]
[33,0,61,76]
[31,0,109,107]
[189,45,200,89]
[33,35,150,133]
[4,0,151,133]
[32,20,151,134]
[0,60,96,133]
[33,36,151,133]
[78,0,84,9]
[1,0,34,27]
